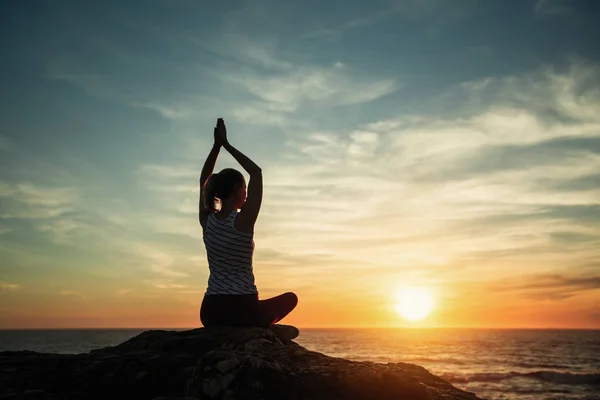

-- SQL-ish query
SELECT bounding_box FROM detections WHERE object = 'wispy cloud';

[246,61,600,284]
[42,8,401,130]
[491,273,600,300]
[127,242,190,278]
[34,30,600,307]
[0,283,20,291]
[132,57,600,292]
[2,0,599,328]
[188,34,402,129]
[0,182,78,219]
[153,282,189,290]
[215,65,400,113]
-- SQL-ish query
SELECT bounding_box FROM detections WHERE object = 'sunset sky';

[1,0,599,329]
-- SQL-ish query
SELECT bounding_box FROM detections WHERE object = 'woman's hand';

[213,118,229,147]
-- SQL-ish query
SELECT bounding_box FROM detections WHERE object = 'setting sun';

[395,287,435,322]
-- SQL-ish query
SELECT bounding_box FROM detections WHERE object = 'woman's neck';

[218,202,238,216]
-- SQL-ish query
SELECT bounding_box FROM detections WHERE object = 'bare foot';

[269,324,299,342]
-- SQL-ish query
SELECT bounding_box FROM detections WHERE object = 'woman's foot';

[269,324,299,342]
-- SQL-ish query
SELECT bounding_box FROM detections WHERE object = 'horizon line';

[1,326,599,331]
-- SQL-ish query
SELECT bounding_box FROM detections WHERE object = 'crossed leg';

[258,292,298,327]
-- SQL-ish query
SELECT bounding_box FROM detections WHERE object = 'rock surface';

[0,326,483,400]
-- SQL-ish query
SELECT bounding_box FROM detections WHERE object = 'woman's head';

[203,168,247,212]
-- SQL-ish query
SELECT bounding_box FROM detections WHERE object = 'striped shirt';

[203,211,258,295]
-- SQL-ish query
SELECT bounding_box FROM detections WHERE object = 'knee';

[285,292,298,308]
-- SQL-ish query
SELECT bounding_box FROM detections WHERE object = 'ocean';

[0,328,598,400]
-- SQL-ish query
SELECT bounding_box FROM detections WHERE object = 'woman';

[198,118,298,335]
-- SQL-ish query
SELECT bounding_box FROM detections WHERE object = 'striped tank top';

[203,210,258,295]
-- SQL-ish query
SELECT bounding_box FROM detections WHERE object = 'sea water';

[1,328,598,400]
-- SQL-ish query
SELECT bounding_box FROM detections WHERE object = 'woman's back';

[203,210,258,295]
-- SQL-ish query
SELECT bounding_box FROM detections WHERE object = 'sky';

[0,0,599,329]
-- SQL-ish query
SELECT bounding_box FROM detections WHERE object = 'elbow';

[250,166,262,176]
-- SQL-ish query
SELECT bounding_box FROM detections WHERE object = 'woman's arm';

[199,125,223,227]
[217,119,263,230]
[223,142,261,176]
[216,118,261,176]
[226,141,263,231]
[200,144,220,189]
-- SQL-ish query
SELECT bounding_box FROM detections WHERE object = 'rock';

[215,359,240,374]
[0,325,483,400]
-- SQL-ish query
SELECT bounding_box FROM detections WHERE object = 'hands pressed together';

[206,117,260,176]
[214,118,229,147]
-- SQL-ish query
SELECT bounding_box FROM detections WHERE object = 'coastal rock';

[0,326,482,400]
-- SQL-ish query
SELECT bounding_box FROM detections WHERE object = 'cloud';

[420,134,600,182]
[550,173,600,192]
[0,183,78,207]
[37,2,404,136]
[144,279,191,291]
[43,35,401,136]
[20,0,599,305]
[118,59,600,298]
[491,273,600,300]
[136,163,201,237]
[150,264,189,278]
[126,242,190,278]
[550,231,600,244]
[37,218,81,239]
[0,141,80,227]
[241,61,600,280]
[153,283,189,289]
[0,283,20,291]
[437,60,600,126]
[191,31,294,71]
[0,183,78,219]
[212,60,400,113]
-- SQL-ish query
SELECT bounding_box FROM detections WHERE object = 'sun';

[395,287,435,322]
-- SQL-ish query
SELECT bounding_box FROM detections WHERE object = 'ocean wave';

[495,387,572,395]
[442,370,600,385]
[403,356,468,365]
[511,362,573,370]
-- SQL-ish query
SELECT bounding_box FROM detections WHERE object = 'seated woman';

[198,118,298,336]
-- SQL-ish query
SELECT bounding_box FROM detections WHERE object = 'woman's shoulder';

[232,212,254,235]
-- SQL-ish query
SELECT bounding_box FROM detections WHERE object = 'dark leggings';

[200,292,298,328]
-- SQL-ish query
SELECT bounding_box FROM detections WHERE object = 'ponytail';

[203,173,220,213]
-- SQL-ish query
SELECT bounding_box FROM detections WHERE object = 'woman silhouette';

[198,118,298,333]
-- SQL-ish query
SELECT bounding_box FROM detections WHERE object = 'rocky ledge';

[0,326,482,400]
